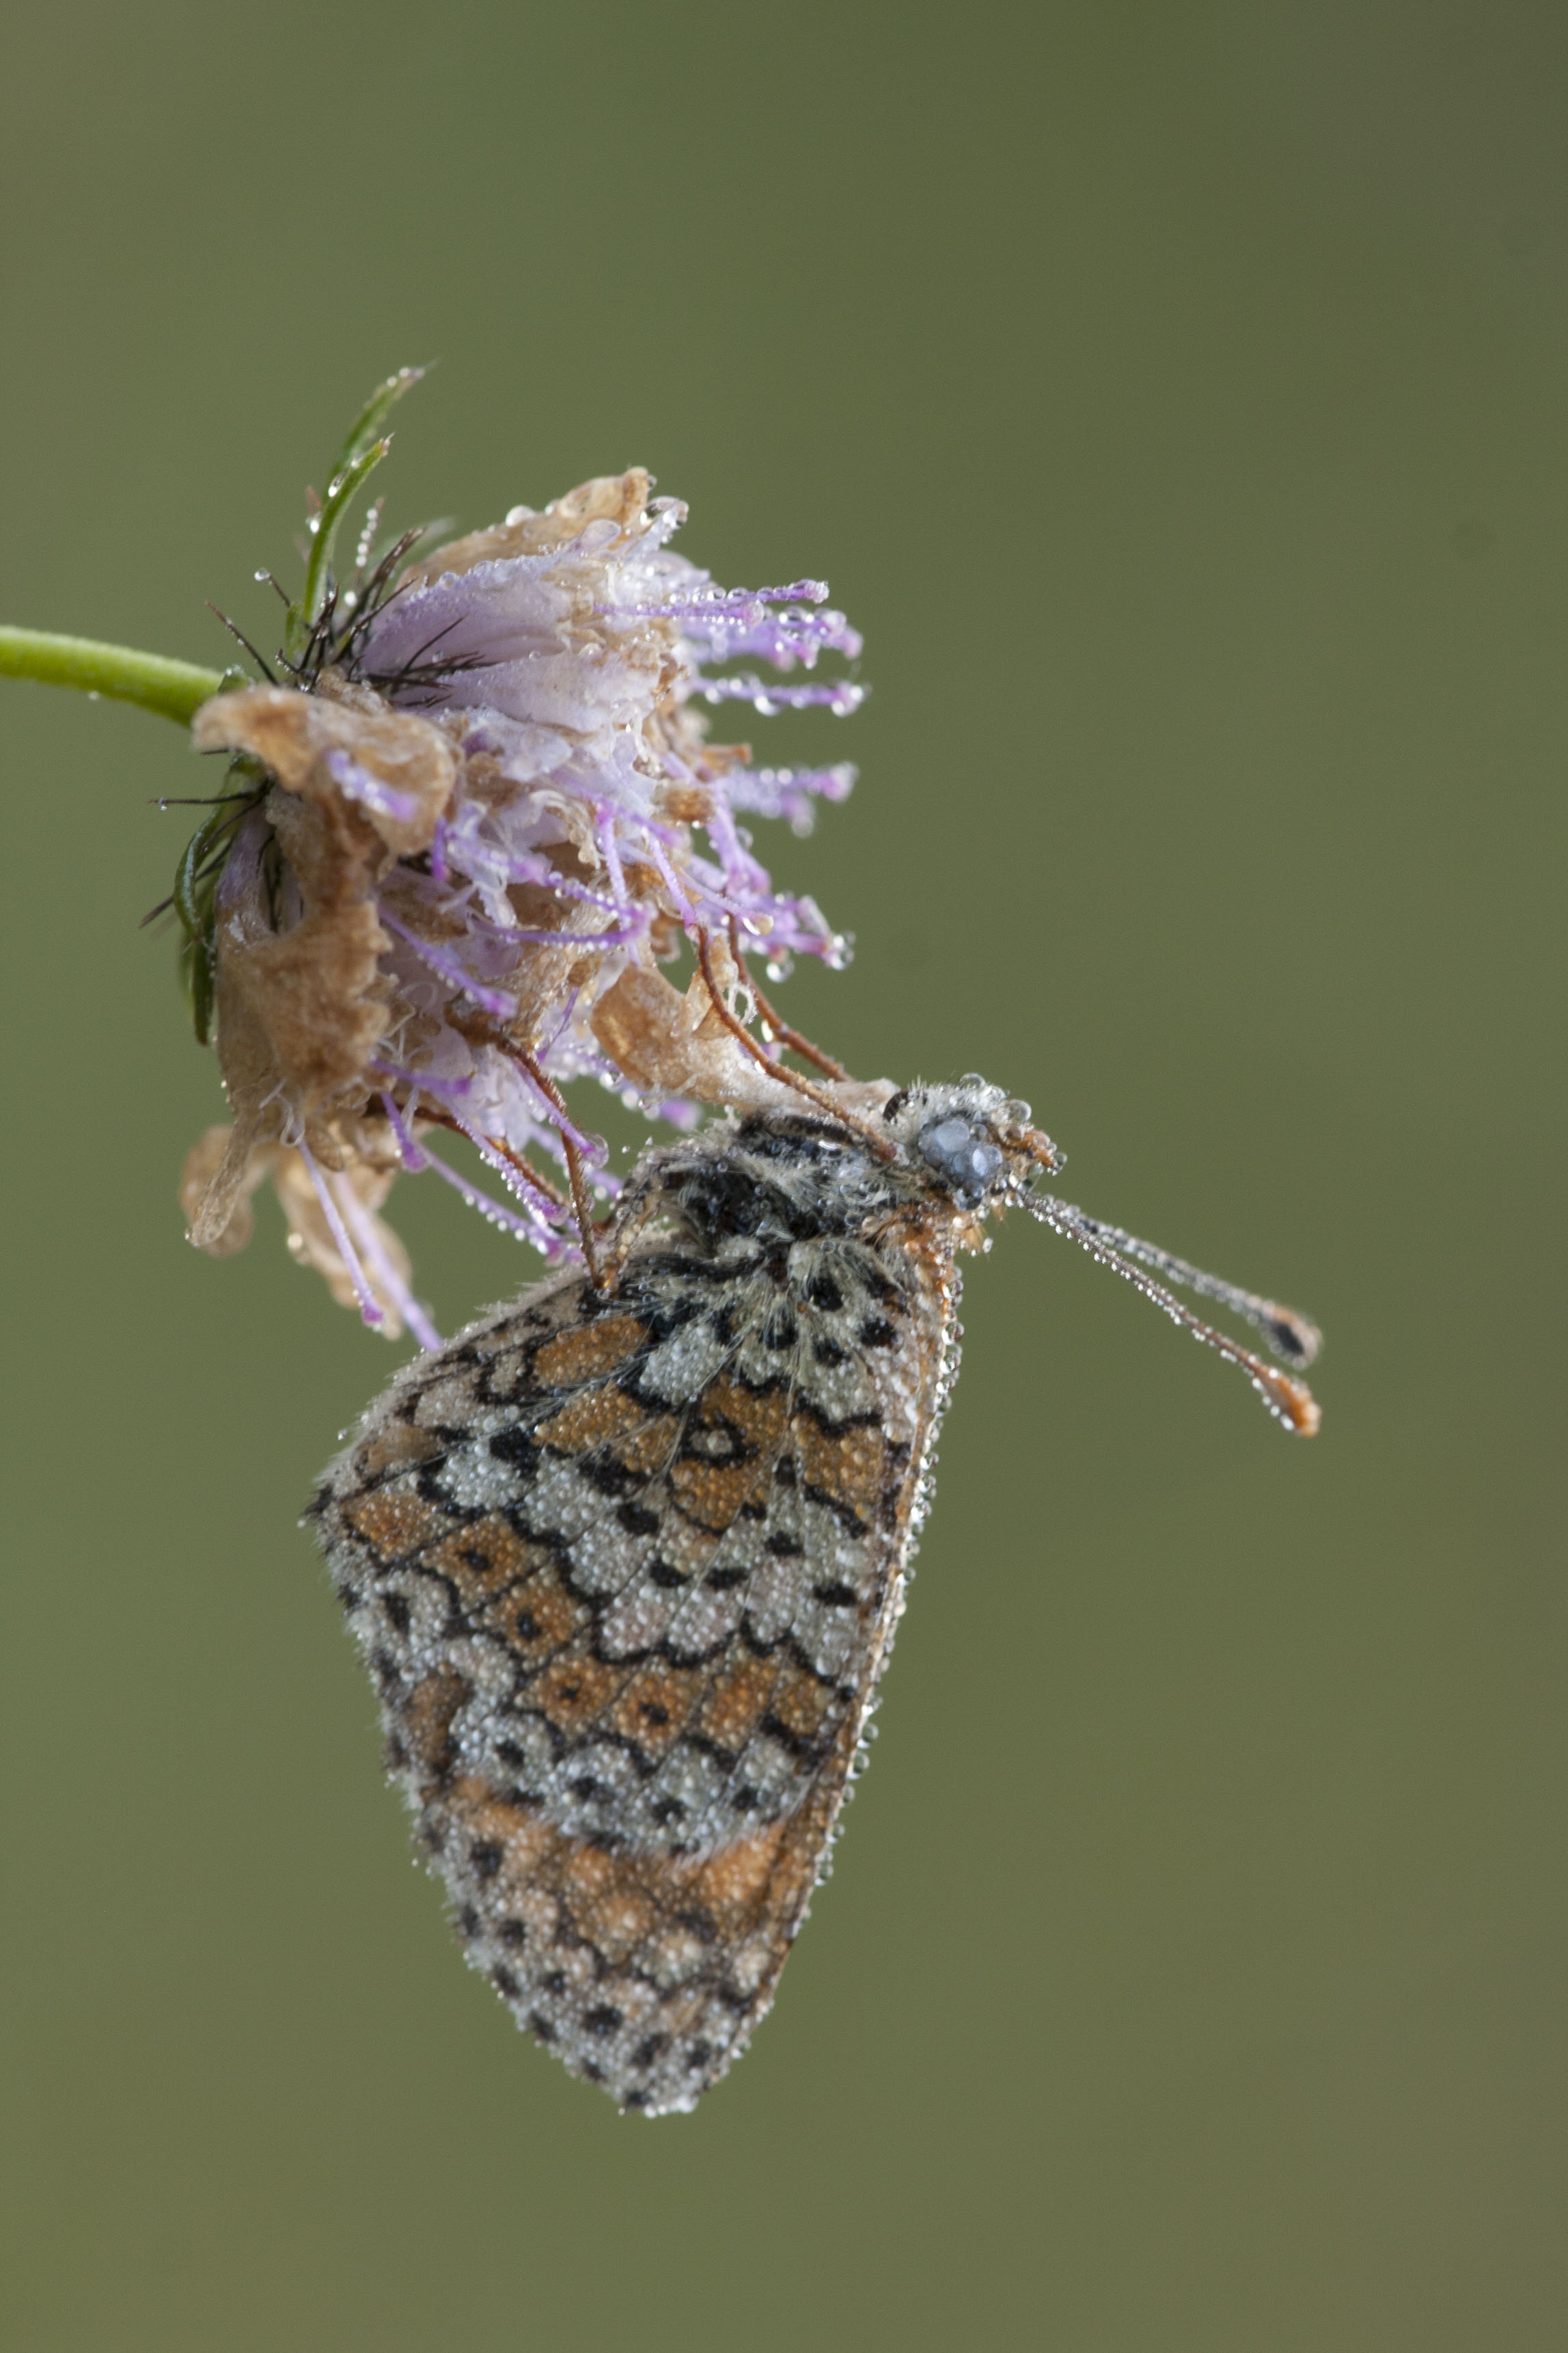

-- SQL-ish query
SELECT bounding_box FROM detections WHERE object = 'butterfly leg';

[725,918,850,1081]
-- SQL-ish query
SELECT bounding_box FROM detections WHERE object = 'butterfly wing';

[310,1222,954,2112]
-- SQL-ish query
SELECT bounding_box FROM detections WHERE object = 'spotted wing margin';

[309,1237,946,2113]
[413,1709,864,2113]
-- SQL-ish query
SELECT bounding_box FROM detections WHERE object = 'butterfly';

[307,1076,1319,2112]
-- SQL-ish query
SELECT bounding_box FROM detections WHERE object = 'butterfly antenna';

[1026,1193,1322,1434]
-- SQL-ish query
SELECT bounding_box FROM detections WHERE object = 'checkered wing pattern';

[310,1220,954,2112]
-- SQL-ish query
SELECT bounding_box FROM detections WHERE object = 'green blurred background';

[2,3,1564,2345]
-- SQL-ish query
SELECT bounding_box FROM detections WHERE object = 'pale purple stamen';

[464,914,649,950]
[596,807,629,907]
[690,874,764,927]
[551,873,635,914]
[379,1089,430,1171]
[376,1060,615,1205]
[334,1175,443,1352]
[684,608,862,669]
[697,675,866,716]
[412,1137,560,1245]
[727,763,857,832]
[451,850,631,917]
[603,577,830,616]
[680,843,778,927]
[511,1063,606,1167]
[379,910,519,1020]
[298,1139,384,1328]
[537,987,581,1061]
[372,1059,477,1102]
[381,1088,570,1242]
[443,1104,572,1220]
[323,747,423,827]
[698,797,768,895]
[642,836,699,923]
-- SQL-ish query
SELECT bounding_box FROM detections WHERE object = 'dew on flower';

[157,385,868,1331]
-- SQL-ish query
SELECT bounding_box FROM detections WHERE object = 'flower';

[180,463,874,1337]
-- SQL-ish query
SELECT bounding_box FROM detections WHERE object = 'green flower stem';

[0,627,223,725]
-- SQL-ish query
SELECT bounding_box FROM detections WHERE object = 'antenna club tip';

[1269,1372,1322,1437]
[1263,1303,1323,1368]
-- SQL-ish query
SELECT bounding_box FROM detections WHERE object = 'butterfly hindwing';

[311,1207,954,2111]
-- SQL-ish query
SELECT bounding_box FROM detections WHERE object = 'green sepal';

[287,368,427,660]
[330,366,426,482]
[169,757,267,1043]
[174,805,234,937]
[179,930,217,1046]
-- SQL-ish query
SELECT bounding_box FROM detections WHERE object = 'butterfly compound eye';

[917,1116,1005,1201]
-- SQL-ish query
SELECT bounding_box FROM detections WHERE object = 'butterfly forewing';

[310,1207,956,2112]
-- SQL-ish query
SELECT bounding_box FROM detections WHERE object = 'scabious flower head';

[178,410,868,1339]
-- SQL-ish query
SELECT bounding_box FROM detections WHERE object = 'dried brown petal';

[193,679,456,860]
[591,964,893,1130]
[218,890,390,1104]
[178,1118,416,1335]
[399,471,655,588]
[182,680,460,1247]
[180,1124,262,1256]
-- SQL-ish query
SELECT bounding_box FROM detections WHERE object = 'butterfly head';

[877,1074,1061,1212]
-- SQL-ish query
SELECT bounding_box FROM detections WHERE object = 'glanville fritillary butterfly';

[309,1078,1319,2112]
